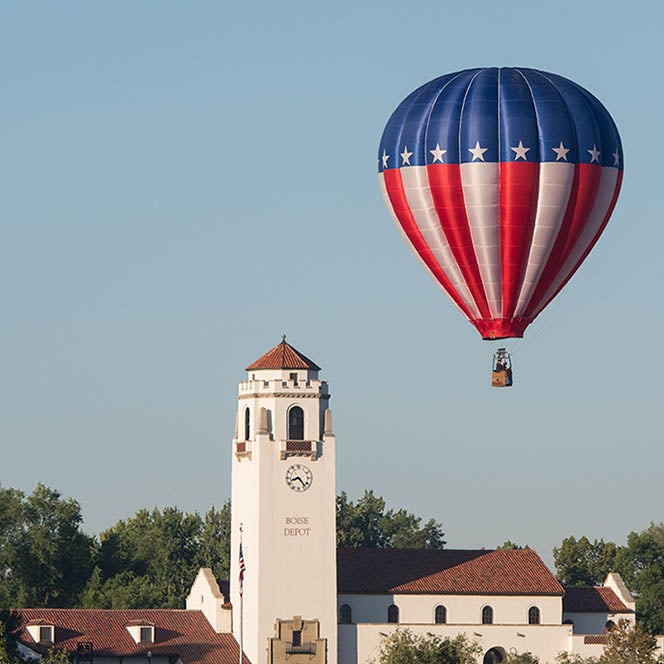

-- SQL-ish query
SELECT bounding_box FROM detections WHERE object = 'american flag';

[238,540,246,596]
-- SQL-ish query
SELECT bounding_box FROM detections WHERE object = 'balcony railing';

[285,641,316,655]
[279,440,319,460]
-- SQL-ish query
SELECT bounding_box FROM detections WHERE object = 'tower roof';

[246,336,321,371]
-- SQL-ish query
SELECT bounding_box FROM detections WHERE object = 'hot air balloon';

[378,67,623,386]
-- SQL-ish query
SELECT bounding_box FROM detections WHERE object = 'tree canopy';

[336,491,445,549]
[553,525,664,634]
[370,628,480,664]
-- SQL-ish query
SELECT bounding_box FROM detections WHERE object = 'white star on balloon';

[552,141,570,162]
[400,146,414,166]
[430,143,447,163]
[468,141,488,162]
[612,149,620,166]
[587,144,601,163]
[381,150,390,169]
[511,140,530,161]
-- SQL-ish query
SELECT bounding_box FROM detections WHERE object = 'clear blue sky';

[2,1,662,567]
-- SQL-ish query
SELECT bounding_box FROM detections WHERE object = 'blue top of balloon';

[378,67,623,172]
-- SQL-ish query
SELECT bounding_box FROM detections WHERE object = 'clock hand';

[294,476,305,486]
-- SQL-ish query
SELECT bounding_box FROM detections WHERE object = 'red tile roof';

[563,586,632,613]
[337,548,564,595]
[246,338,320,371]
[15,609,249,664]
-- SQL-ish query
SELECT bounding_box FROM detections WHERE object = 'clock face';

[285,464,313,492]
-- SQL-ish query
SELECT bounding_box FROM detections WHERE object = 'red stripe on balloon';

[531,169,623,319]
[499,161,540,319]
[426,164,492,321]
[523,163,602,320]
[382,169,476,322]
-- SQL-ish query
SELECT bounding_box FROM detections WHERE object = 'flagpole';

[239,523,244,664]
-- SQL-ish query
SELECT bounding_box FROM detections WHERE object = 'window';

[139,626,153,643]
[39,626,53,643]
[289,372,299,386]
[434,605,447,624]
[481,605,493,624]
[387,604,399,623]
[244,407,250,440]
[528,606,540,625]
[288,406,304,440]
[339,604,352,624]
[605,620,616,632]
[292,630,302,647]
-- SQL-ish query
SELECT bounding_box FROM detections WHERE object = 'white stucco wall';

[230,368,337,664]
[337,593,562,626]
[563,610,634,635]
[339,622,573,664]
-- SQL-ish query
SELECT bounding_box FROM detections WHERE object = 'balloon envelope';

[378,67,623,339]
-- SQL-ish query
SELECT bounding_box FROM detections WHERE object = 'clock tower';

[230,337,337,664]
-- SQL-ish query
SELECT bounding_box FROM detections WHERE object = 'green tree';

[497,540,529,550]
[598,619,662,664]
[616,523,664,635]
[505,654,539,664]
[199,503,231,582]
[42,649,71,664]
[336,491,445,549]
[95,506,205,608]
[553,536,619,586]
[555,653,598,664]
[0,484,94,607]
[0,612,20,664]
[371,628,480,664]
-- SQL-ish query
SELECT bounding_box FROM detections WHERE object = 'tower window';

[244,407,251,440]
[387,604,399,623]
[288,406,304,440]
[482,605,493,624]
[528,606,540,624]
[289,372,299,386]
[292,630,302,647]
[434,605,447,624]
[339,604,352,624]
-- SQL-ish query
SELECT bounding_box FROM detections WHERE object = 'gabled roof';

[563,586,633,613]
[246,337,320,371]
[15,609,249,664]
[337,548,564,595]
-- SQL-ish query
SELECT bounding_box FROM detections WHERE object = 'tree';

[199,503,231,582]
[336,491,445,549]
[0,611,20,664]
[371,628,480,664]
[616,523,664,635]
[497,540,529,550]
[553,536,619,586]
[555,654,598,664]
[0,484,94,607]
[95,506,206,608]
[505,654,539,664]
[42,649,71,664]
[598,619,662,664]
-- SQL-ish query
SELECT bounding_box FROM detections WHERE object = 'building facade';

[11,339,661,664]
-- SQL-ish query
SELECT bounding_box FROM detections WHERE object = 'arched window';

[434,605,447,624]
[244,407,250,440]
[288,406,304,440]
[528,606,540,624]
[387,604,399,623]
[605,620,616,632]
[339,604,352,624]
[481,605,493,625]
